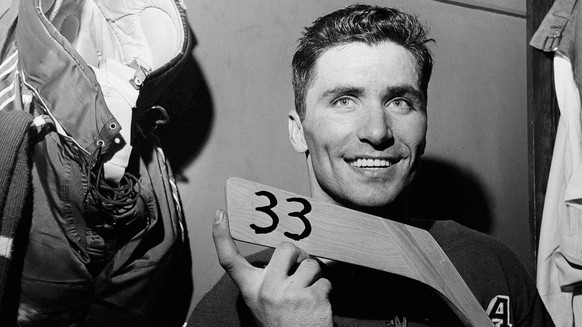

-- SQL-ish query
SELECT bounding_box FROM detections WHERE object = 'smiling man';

[189,4,554,327]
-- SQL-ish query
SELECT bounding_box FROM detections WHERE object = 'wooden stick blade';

[225,177,493,327]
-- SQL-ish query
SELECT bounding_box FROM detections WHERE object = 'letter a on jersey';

[486,295,512,327]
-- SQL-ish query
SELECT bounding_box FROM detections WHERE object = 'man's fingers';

[309,277,333,299]
[212,209,256,282]
[287,257,325,287]
[264,242,309,283]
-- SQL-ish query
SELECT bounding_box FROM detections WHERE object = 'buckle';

[543,25,564,51]
[129,57,152,89]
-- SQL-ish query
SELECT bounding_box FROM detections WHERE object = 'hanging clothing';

[0,0,194,325]
[531,0,582,325]
[0,109,32,319]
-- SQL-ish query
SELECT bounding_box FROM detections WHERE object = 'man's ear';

[288,110,308,153]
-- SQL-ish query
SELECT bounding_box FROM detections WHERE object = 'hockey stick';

[225,177,493,327]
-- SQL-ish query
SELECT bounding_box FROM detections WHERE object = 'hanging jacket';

[531,0,582,325]
[0,0,194,325]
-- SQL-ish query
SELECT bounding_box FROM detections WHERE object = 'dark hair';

[292,4,434,119]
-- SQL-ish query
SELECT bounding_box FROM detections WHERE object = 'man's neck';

[309,190,411,223]
[349,198,409,223]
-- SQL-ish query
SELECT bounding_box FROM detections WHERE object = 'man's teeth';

[350,158,391,168]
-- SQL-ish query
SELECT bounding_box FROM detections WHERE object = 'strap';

[0,48,18,111]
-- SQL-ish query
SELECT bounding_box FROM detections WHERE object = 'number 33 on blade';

[225,177,494,327]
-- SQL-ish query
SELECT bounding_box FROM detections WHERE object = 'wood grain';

[226,177,493,327]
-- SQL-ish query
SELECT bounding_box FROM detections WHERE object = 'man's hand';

[213,209,333,327]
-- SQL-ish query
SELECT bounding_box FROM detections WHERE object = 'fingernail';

[214,210,225,224]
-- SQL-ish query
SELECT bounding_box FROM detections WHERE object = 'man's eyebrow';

[319,86,365,100]
[387,85,425,102]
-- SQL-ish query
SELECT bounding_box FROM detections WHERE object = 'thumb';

[212,210,257,283]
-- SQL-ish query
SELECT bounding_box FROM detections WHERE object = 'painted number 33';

[251,190,312,241]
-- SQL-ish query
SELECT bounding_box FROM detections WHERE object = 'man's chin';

[334,186,407,217]
[338,195,399,213]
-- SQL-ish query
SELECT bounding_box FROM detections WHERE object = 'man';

[189,4,554,326]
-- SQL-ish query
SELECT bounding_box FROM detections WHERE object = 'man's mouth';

[348,158,393,169]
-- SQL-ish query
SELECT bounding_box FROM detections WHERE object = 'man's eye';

[387,98,412,112]
[333,97,355,107]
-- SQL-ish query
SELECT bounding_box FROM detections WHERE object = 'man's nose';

[356,105,393,149]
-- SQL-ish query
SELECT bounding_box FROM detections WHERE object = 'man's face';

[289,41,427,210]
